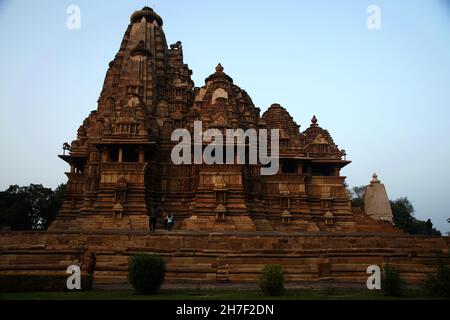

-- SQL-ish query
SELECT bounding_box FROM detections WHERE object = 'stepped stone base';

[182,215,257,232]
[0,230,448,287]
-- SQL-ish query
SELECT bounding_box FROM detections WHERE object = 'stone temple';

[52,6,363,233]
[0,7,448,287]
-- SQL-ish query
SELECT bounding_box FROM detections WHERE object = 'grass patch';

[0,289,447,300]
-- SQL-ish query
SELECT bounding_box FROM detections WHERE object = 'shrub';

[128,253,166,294]
[381,264,405,296]
[425,260,450,297]
[323,286,336,296]
[0,273,92,292]
[259,264,284,296]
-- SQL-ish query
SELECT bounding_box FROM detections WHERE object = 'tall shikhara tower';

[51,7,356,232]
[53,7,194,230]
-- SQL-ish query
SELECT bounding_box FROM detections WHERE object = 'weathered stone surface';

[0,231,448,286]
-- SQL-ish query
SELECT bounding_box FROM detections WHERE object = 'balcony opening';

[110,146,119,162]
[311,165,334,176]
[123,145,139,162]
[281,159,297,174]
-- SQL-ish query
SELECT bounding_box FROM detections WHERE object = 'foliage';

[259,264,284,296]
[348,185,365,208]
[128,254,166,294]
[425,260,450,297]
[0,184,66,230]
[390,197,441,236]
[0,273,92,292]
[381,264,405,297]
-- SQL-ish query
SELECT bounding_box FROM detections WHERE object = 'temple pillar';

[334,166,340,176]
[101,147,109,162]
[118,146,123,163]
[138,147,145,163]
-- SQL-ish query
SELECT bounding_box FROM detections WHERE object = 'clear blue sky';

[0,0,449,234]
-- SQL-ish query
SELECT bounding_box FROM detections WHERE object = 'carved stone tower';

[51,7,194,230]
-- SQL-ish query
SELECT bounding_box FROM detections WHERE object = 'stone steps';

[354,214,404,234]
[253,218,274,231]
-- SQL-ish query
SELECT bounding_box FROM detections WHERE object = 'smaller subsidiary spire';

[205,63,233,83]
[130,6,163,26]
[371,173,380,184]
[215,63,224,73]
[311,115,318,127]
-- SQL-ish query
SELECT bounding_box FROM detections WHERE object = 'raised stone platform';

[0,230,448,288]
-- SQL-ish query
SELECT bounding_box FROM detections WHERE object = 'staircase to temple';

[253,218,274,231]
[354,213,404,234]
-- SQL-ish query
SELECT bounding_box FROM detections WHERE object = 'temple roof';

[205,63,234,84]
[302,115,336,145]
[302,115,343,157]
[130,6,163,26]
[261,104,302,141]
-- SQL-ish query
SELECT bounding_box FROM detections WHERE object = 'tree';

[348,185,365,208]
[0,184,66,231]
[390,197,441,236]
[41,184,66,229]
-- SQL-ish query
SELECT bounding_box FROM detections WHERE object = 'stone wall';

[0,231,448,287]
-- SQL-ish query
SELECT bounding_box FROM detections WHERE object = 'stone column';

[334,166,340,176]
[138,147,145,163]
[118,147,123,163]
[101,147,109,162]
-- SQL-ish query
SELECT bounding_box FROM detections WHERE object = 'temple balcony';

[309,176,346,186]
[306,184,348,198]
[64,173,85,194]
[262,174,307,184]
[99,162,147,186]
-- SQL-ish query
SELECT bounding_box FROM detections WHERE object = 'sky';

[0,0,449,234]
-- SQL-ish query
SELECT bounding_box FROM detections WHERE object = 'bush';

[259,264,284,296]
[425,260,450,297]
[128,253,166,294]
[381,264,405,296]
[0,273,92,292]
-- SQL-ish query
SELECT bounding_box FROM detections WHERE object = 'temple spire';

[215,63,224,73]
[371,173,380,184]
[311,115,318,127]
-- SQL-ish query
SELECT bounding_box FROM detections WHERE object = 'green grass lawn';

[0,289,446,300]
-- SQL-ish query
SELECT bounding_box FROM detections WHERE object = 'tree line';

[0,184,66,230]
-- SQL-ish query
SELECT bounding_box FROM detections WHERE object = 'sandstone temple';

[53,6,362,233]
[0,7,448,287]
